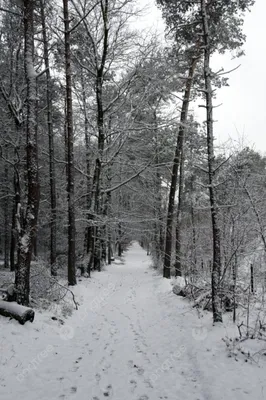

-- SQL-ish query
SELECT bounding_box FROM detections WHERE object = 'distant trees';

[0,0,263,330]
[157,0,254,322]
[163,52,200,279]
[0,0,174,299]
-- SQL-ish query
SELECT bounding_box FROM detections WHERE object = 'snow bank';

[156,278,173,293]
[174,276,186,288]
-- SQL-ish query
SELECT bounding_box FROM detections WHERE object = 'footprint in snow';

[136,367,144,376]
[102,362,111,373]
[109,328,117,336]
[104,342,110,350]
[127,360,144,375]
[70,386,77,393]
[72,360,80,372]
[138,396,149,400]
[133,363,144,375]
[103,384,113,397]
[129,379,137,393]
[95,373,101,383]
[144,378,153,389]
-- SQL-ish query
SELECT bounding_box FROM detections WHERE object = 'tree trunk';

[80,70,92,256]
[190,175,197,269]
[163,55,198,278]
[153,110,163,267]
[250,264,254,293]
[91,77,104,268]
[10,202,16,272]
[63,0,76,286]
[175,142,185,277]
[107,228,112,265]
[10,165,20,272]
[106,180,112,265]
[118,222,122,257]
[93,227,101,271]
[4,149,10,269]
[201,0,222,323]
[40,0,57,275]
[15,0,40,306]
[90,0,109,269]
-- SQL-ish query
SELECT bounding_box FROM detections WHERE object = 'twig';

[49,276,79,310]
[0,7,22,17]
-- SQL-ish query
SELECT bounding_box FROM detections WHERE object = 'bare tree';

[15,0,40,305]
[163,54,199,278]
[40,0,57,275]
[200,0,222,322]
[63,0,76,286]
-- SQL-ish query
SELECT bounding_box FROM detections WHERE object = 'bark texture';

[63,0,76,286]
[16,0,40,306]
[175,143,184,277]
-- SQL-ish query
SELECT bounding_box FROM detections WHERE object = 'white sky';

[137,0,266,153]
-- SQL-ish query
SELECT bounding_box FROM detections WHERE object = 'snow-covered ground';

[1,242,266,400]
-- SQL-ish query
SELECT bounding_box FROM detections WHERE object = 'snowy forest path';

[1,242,264,400]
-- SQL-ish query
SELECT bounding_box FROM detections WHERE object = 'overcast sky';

[137,0,266,154]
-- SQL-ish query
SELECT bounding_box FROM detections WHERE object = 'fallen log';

[0,301,35,325]
[193,290,212,308]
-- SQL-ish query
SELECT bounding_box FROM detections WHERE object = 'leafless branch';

[0,7,22,17]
